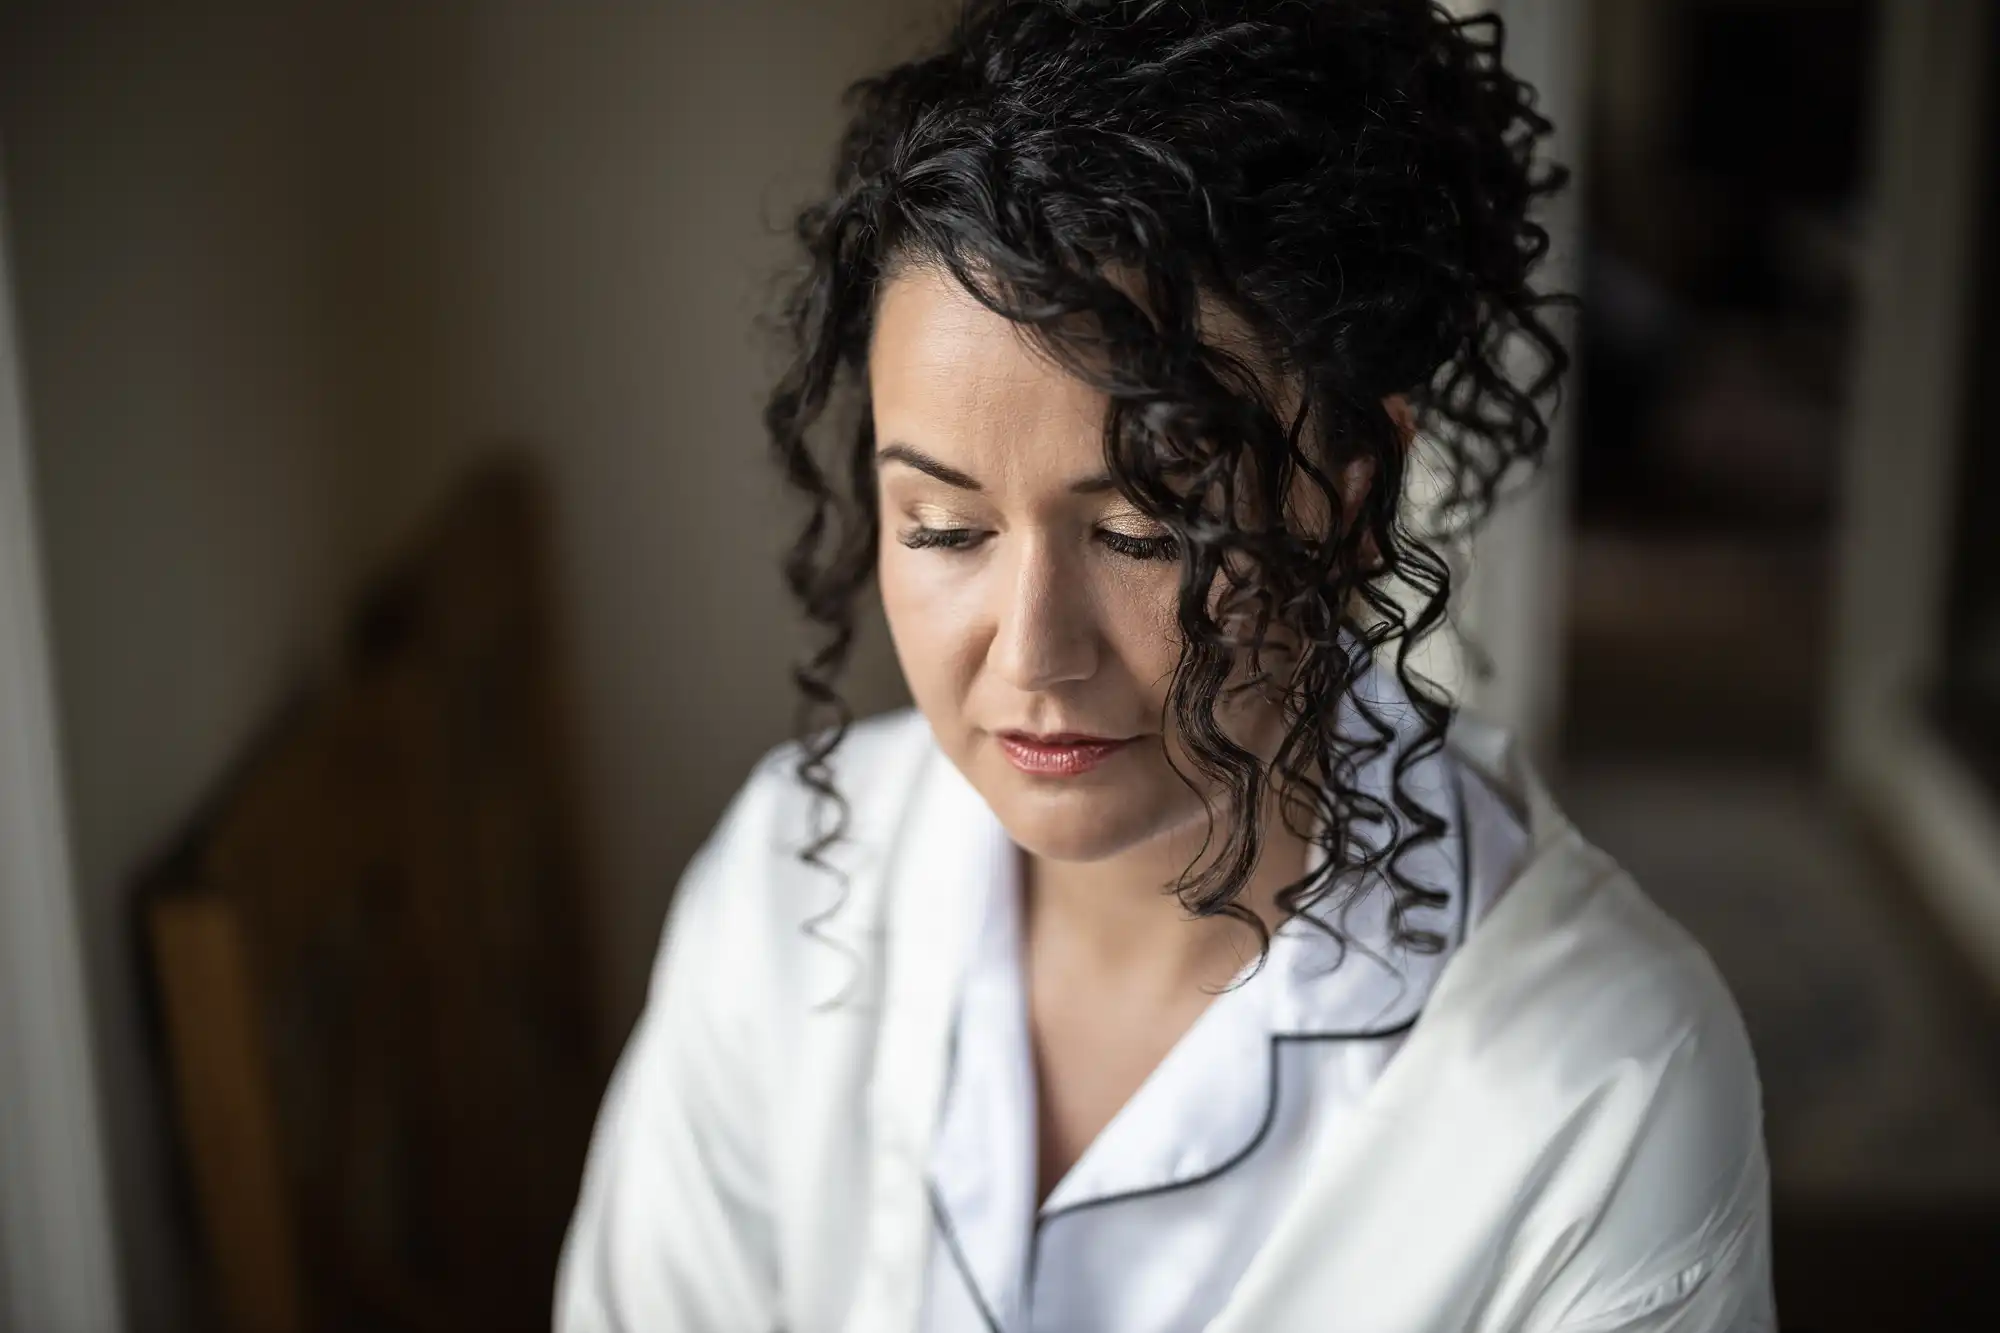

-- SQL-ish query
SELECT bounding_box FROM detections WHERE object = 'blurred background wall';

[1553,1,2000,1325]
[1,148,122,1333]
[0,3,924,1328]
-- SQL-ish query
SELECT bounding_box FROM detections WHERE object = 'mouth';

[994,730,1135,777]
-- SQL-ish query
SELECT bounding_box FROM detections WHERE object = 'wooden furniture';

[147,460,605,1333]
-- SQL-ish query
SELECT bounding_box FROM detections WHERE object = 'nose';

[989,529,1098,692]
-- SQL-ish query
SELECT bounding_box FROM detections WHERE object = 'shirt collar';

[927,650,1476,1239]
[1273,653,1470,1035]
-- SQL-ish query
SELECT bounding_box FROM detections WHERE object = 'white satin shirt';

[554,664,1776,1332]
[919,696,1533,1332]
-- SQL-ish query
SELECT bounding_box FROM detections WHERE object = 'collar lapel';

[1274,654,1470,1035]
[842,735,1005,1333]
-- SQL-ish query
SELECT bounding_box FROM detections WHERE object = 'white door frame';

[1828,0,2000,987]
[0,158,126,1333]
[1462,0,1583,773]
[1422,0,1584,773]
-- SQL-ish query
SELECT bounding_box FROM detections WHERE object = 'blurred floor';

[1565,529,1829,759]
[1561,531,2000,1329]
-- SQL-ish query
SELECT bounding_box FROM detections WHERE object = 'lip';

[995,730,1134,777]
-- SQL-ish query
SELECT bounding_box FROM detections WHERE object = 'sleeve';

[552,771,785,1333]
[1528,967,1778,1333]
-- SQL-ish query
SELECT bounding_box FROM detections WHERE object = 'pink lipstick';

[996,731,1133,777]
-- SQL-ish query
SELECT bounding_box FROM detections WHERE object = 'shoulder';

[1534,866,1774,1325]
[1424,832,1773,1326]
[1420,719,1760,1144]
[650,707,937,1001]
[1542,863,1766,1214]
[1448,832,1763,1152]
[1431,806,1755,1093]
[710,706,936,860]
[1562,861,1762,1137]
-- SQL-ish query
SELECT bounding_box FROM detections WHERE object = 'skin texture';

[870,265,1404,1200]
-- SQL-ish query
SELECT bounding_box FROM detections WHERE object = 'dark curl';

[764,0,1570,963]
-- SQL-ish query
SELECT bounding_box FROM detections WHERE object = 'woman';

[556,2,1774,1330]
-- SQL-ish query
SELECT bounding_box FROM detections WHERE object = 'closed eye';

[896,525,1179,561]
[1097,529,1181,562]
[897,525,986,552]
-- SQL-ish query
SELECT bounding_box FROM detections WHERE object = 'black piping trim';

[928,1182,1007,1333]
[1018,1020,1416,1303]
[940,755,1478,1323]
[1034,1016,1416,1231]
[1020,758,1474,1301]
[1452,750,1474,948]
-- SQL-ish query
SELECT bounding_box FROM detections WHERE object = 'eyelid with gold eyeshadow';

[893,521,1179,561]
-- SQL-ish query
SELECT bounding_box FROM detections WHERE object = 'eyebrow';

[874,442,1118,495]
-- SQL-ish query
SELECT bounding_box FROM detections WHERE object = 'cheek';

[1100,569,1183,703]
[1152,571,1295,764]
[878,546,979,709]
[876,545,930,661]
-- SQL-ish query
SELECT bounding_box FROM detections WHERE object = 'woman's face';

[869,265,1287,864]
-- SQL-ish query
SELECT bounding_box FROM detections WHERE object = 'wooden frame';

[146,461,605,1333]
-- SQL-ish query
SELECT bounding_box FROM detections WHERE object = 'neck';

[1020,795,1310,997]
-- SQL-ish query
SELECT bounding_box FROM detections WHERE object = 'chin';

[976,763,1185,865]
[1002,812,1138,864]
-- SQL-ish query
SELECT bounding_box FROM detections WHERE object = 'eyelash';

[897,526,1181,562]
[1097,529,1182,562]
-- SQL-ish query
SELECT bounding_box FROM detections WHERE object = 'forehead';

[868,265,1105,477]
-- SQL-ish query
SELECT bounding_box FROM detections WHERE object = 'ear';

[1382,392,1417,445]
[1335,397,1412,517]
[1329,395,1415,571]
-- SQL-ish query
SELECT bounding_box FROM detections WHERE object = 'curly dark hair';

[764,0,1569,962]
